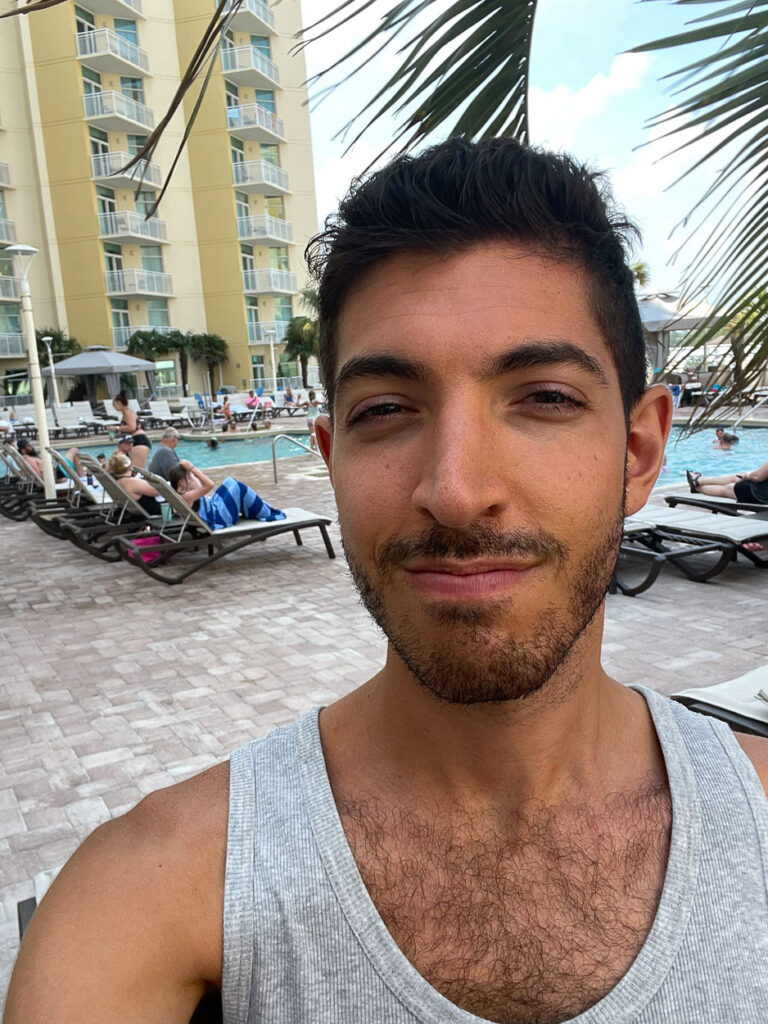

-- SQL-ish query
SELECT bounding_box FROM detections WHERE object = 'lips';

[403,561,536,599]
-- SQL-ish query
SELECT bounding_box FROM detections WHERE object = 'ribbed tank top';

[223,687,768,1023]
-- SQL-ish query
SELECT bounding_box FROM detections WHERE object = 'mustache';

[375,522,569,575]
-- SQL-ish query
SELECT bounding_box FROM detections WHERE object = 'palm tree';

[35,327,80,367]
[631,262,651,290]
[126,328,177,363]
[282,317,319,388]
[187,332,229,389]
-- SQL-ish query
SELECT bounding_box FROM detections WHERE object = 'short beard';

[344,508,624,706]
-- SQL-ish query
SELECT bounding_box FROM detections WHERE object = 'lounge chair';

[673,666,768,738]
[0,447,71,520]
[70,400,120,432]
[664,494,768,518]
[641,505,768,568]
[117,468,335,584]
[148,400,186,427]
[54,406,89,438]
[28,449,114,540]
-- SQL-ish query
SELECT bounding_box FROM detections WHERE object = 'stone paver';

[1,457,767,1004]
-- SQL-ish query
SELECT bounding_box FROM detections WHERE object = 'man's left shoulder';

[735,733,768,795]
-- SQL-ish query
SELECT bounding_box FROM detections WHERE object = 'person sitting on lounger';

[15,437,83,481]
[687,460,768,504]
[168,463,285,529]
[108,452,164,517]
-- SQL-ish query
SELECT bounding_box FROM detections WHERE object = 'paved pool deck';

[1,457,767,1003]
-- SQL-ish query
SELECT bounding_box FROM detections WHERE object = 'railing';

[269,434,323,484]
[112,323,176,350]
[83,89,154,129]
[247,320,291,344]
[232,158,289,192]
[226,102,284,140]
[0,277,21,300]
[0,219,17,245]
[106,268,173,295]
[242,268,297,293]
[221,45,279,85]
[76,28,149,72]
[99,209,167,241]
[91,151,161,187]
[223,0,275,30]
[238,214,293,243]
[0,162,10,187]
[734,393,768,429]
[0,333,25,357]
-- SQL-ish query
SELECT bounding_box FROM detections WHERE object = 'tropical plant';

[187,332,229,388]
[282,316,319,388]
[631,262,651,289]
[299,288,319,317]
[126,328,177,362]
[35,327,80,367]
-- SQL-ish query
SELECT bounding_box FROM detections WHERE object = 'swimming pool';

[659,426,768,489]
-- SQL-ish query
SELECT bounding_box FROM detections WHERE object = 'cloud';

[529,52,652,150]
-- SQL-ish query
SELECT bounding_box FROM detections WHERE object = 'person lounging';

[108,452,163,517]
[687,459,768,503]
[168,463,285,528]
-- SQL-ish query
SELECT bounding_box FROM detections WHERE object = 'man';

[16,437,43,477]
[7,139,768,1024]
[113,433,137,469]
[148,426,181,480]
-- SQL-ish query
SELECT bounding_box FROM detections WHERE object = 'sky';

[297,0,726,293]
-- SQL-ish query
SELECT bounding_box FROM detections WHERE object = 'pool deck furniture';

[665,494,768,518]
[673,665,768,738]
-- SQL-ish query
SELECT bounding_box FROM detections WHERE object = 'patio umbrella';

[638,293,715,333]
[42,346,157,398]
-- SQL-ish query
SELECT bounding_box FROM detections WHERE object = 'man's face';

[318,244,668,705]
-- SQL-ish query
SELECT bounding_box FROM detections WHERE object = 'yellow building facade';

[0,0,318,398]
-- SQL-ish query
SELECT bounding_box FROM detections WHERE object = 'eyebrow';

[484,340,610,388]
[334,354,431,398]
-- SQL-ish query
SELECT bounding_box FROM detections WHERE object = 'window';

[0,305,21,333]
[251,35,270,56]
[235,191,249,222]
[260,144,280,166]
[225,81,240,109]
[140,245,163,273]
[75,5,95,32]
[121,77,144,104]
[89,126,109,157]
[269,246,289,271]
[231,138,245,165]
[82,66,102,95]
[223,28,235,47]
[241,243,255,272]
[113,18,138,45]
[154,359,176,386]
[251,354,265,382]
[97,185,116,215]
[104,243,123,273]
[111,299,130,330]
[0,190,7,220]
[264,196,285,219]
[246,296,259,324]
[255,90,276,113]
[273,297,293,322]
[146,299,169,327]
[135,190,156,217]
[126,134,148,157]
[0,253,13,277]
[4,367,28,396]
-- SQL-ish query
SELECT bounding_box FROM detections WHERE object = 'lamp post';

[42,334,60,409]
[267,329,277,393]
[6,244,56,498]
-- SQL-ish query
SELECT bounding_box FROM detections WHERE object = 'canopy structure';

[42,346,157,398]
[638,293,717,376]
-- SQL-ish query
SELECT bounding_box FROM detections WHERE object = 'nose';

[411,405,511,528]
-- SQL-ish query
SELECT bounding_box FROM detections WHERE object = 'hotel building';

[0,0,318,397]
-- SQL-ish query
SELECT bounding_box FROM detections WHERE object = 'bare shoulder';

[735,733,768,795]
[5,760,230,1024]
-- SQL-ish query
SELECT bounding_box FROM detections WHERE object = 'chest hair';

[339,783,671,1024]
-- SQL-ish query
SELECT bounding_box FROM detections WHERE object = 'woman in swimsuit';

[107,452,163,517]
[168,463,284,530]
[112,390,151,470]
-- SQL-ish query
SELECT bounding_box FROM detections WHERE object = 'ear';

[314,414,333,482]
[624,385,673,516]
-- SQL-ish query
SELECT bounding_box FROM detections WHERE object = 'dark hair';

[113,389,128,406]
[168,464,188,491]
[306,137,647,421]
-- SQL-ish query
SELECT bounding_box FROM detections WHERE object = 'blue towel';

[197,477,286,530]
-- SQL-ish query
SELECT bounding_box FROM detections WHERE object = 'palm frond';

[634,0,768,428]
[296,0,538,160]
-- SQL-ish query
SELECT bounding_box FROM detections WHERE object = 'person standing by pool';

[306,389,321,450]
[687,460,768,503]
[112,391,151,470]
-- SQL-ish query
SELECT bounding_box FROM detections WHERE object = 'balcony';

[0,333,25,357]
[76,29,149,75]
[86,0,143,17]
[113,323,175,350]
[99,210,167,243]
[92,151,161,189]
[226,103,284,144]
[0,277,21,301]
[83,90,154,131]
[106,268,173,297]
[223,0,275,34]
[0,162,11,187]
[221,46,279,89]
[242,268,296,295]
[232,159,290,194]
[238,214,293,245]
[247,320,291,344]
[0,219,17,246]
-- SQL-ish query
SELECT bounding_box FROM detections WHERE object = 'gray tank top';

[223,686,768,1023]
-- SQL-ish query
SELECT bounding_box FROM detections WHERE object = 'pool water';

[659,426,768,489]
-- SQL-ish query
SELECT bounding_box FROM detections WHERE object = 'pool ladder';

[270,433,324,483]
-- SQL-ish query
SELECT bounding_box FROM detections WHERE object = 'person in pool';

[687,459,768,504]
[712,428,739,450]
[168,463,285,529]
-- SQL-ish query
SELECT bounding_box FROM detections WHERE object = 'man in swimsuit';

[7,139,768,1024]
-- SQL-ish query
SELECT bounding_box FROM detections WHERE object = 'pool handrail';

[270,433,322,483]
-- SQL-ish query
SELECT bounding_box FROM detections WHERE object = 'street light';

[6,244,56,498]
[266,329,277,393]
[42,334,60,409]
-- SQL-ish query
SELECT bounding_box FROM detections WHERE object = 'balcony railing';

[0,277,21,300]
[232,159,290,193]
[223,0,275,32]
[0,333,25,357]
[247,320,291,344]
[99,210,167,242]
[113,323,174,350]
[242,268,297,294]
[226,103,284,142]
[91,151,161,188]
[83,89,154,130]
[76,28,149,73]
[238,214,293,244]
[0,219,17,245]
[106,268,173,296]
[0,162,10,187]
[221,45,279,87]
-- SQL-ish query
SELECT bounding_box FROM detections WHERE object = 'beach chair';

[640,505,768,569]
[28,449,113,540]
[148,400,186,427]
[71,400,120,432]
[664,494,768,518]
[117,468,335,584]
[673,666,768,738]
[54,406,89,438]
[0,447,71,520]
